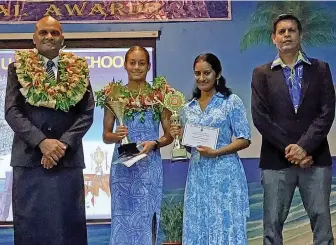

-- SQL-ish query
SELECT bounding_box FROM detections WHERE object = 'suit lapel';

[271,67,295,113]
[56,62,61,83]
[299,63,312,106]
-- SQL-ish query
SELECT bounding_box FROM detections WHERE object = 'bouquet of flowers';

[95,76,176,122]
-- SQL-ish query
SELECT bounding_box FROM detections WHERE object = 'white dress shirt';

[42,56,59,80]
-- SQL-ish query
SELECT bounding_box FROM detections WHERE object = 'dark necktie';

[46,60,55,81]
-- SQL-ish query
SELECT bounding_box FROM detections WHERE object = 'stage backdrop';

[0,1,336,244]
[0,47,154,221]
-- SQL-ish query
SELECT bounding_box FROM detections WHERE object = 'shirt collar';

[188,92,224,107]
[271,50,311,69]
[42,55,59,68]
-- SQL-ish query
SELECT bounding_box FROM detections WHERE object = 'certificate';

[182,123,219,149]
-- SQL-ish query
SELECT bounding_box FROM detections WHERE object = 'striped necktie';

[46,60,55,81]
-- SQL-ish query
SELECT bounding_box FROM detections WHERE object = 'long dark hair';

[192,53,232,99]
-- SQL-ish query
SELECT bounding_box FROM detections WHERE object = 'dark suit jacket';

[5,62,95,168]
[251,58,335,170]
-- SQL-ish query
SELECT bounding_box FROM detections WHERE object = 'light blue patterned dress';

[181,93,250,245]
[109,110,162,245]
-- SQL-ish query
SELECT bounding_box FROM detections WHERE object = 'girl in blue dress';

[103,46,173,245]
[170,53,251,245]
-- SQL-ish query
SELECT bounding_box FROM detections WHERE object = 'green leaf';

[124,110,135,122]
[40,92,48,101]
[303,33,336,47]
[240,25,273,51]
[32,92,41,103]
[152,108,161,121]
[24,75,32,83]
[250,3,284,25]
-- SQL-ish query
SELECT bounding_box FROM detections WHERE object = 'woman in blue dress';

[103,46,173,245]
[170,53,251,244]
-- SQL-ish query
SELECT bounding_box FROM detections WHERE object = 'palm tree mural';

[240,1,336,51]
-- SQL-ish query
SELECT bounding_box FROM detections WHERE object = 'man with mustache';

[5,16,94,245]
[251,14,335,245]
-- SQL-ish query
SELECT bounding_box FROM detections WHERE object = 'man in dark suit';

[5,16,94,244]
[251,14,335,245]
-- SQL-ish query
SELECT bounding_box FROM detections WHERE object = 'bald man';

[5,16,94,245]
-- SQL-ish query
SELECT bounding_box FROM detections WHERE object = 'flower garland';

[95,76,176,122]
[14,49,89,112]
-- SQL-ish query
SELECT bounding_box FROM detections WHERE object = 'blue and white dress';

[109,109,162,245]
[181,93,250,245]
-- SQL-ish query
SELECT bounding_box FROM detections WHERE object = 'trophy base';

[171,148,188,162]
[118,143,140,157]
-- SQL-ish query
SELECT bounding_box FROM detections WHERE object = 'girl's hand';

[196,146,218,158]
[115,125,128,142]
[170,125,182,138]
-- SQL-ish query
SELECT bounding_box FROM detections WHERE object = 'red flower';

[104,88,111,95]
[154,92,163,102]
[48,88,55,96]
[139,95,146,104]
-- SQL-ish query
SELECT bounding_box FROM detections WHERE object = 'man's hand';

[41,155,56,169]
[298,155,313,168]
[285,144,307,164]
[39,139,67,165]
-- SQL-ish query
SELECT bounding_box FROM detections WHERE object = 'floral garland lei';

[95,76,176,122]
[14,49,89,112]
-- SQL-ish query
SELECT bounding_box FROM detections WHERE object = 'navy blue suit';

[5,61,94,245]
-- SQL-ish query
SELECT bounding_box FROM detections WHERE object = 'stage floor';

[0,224,111,245]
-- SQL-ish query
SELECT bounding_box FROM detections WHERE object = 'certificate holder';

[182,123,219,149]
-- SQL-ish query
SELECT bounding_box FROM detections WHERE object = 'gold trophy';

[159,91,188,161]
[106,100,140,157]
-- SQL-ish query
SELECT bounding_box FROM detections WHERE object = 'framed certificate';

[182,123,219,149]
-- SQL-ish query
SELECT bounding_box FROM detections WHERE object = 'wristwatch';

[154,140,160,150]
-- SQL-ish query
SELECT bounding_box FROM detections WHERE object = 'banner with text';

[0,0,231,23]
